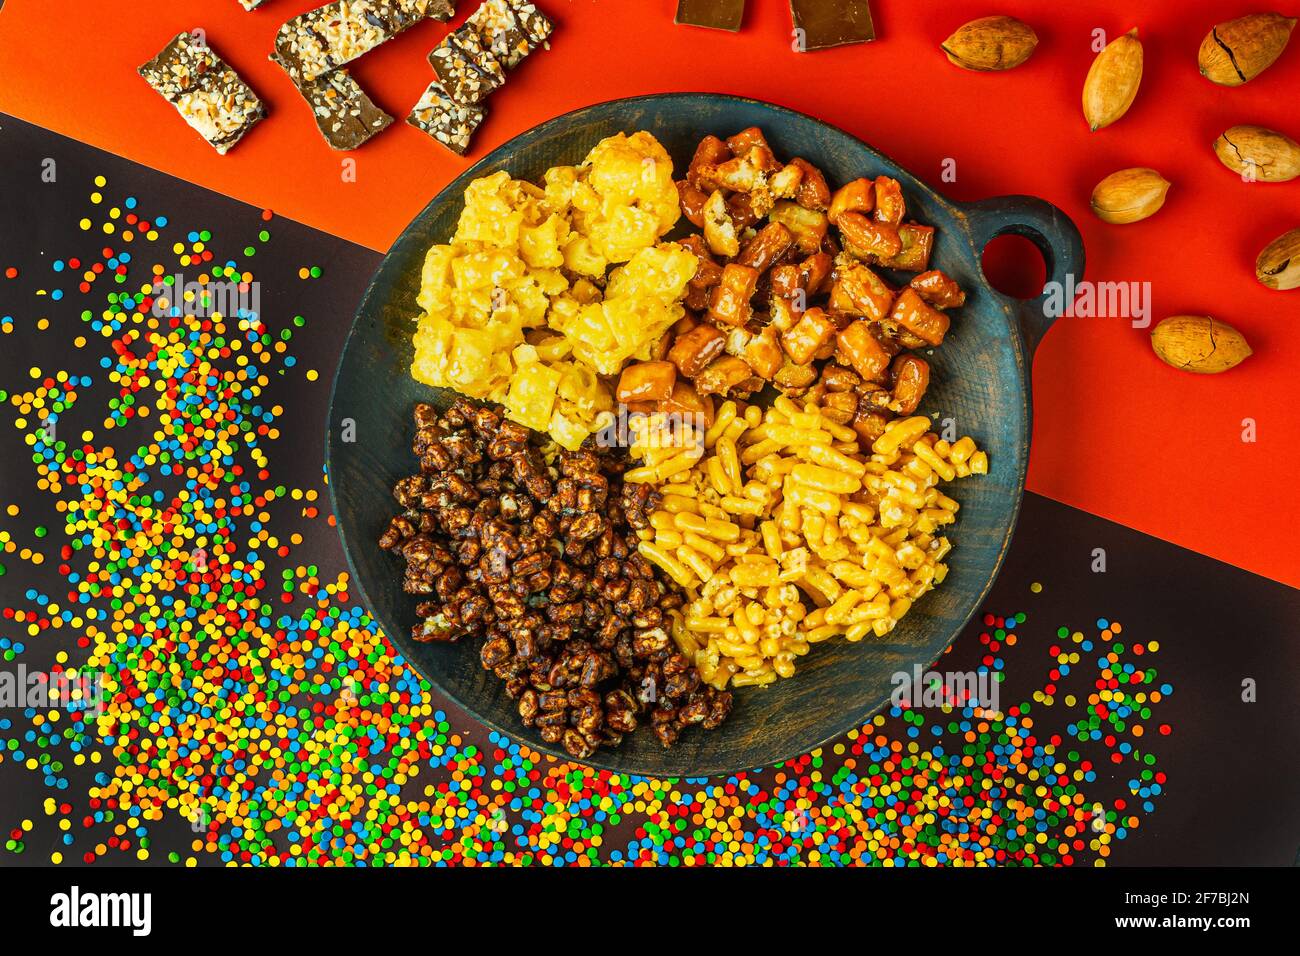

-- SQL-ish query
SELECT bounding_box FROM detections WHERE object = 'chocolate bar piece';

[407,81,486,155]
[465,0,553,68]
[428,26,505,105]
[238,0,269,10]
[675,0,745,32]
[139,31,265,155]
[790,0,875,51]
[272,51,393,150]
[507,0,553,47]
[274,0,454,83]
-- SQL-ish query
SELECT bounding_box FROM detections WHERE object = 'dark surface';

[1,114,1296,866]
[326,93,1085,776]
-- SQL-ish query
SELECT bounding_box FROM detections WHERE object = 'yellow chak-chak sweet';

[626,396,988,689]
[411,131,694,449]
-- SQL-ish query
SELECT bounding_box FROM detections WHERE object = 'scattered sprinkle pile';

[0,170,1171,865]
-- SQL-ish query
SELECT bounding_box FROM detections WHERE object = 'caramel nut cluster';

[380,399,733,757]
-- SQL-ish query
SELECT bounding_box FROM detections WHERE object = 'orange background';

[1,0,1297,586]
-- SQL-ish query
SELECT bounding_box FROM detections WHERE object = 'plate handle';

[963,196,1085,355]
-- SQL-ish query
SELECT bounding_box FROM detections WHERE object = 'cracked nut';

[1256,227,1300,290]
[1150,315,1252,374]
[1213,125,1300,182]
[941,16,1038,71]
[1090,168,1170,224]
[1199,13,1296,86]
[1083,28,1143,131]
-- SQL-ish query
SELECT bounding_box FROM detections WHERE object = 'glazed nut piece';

[668,322,727,377]
[828,177,875,223]
[830,257,895,322]
[678,234,723,309]
[677,179,710,227]
[743,325,785,379]
[769,201,830,253]
[725,125,772,155]
[695,355,756,396]
[780,306,838,365]
[702,144,781,192]
[703,190,741,256]
[769,262,806,301]
[873,176,906,225]
[661,379,715,426]
[836,212,902,259]
[688,135,732,187]
[769,162,805,200]
[888,287,950,346]
[909,269,966,309]
[737,222,795,270]
[800,251,834,296]
[708,263,760,326]
[889,354,930,414]
[616,361,677,403]
[870,223,934,272]
[835,319,892,381]
[790,157,832,209]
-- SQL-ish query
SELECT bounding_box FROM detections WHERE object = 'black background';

[0,114,1296,871]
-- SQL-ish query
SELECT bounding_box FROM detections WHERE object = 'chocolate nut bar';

[428,26,506,106]
[139,31,265,155]
[274,0,454,84]
[271,50,394,150]
[407,81,486,155]
[464,0,552,70]
[238,0,269,10]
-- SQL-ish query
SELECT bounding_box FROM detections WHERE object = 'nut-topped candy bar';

[271,50,394,150]
[237,0,269,10]
[428,25,506,106]
[407,81,486,154]
[274,0,454,84]
[139,31,265,155]
[464,0,553,69]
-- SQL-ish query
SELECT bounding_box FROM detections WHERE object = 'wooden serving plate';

[326,93,1084,777]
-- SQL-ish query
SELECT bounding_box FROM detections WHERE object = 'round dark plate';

[326,93,1083,777]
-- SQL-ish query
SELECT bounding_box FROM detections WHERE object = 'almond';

[1150,316,1252,374]
[1090,168,1170,224]
[941,16,1039,71]
[1256,227,1300,290]
[1199,13,1296,86]
[1213,125,1300,182]
[1082,28,1143,131]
